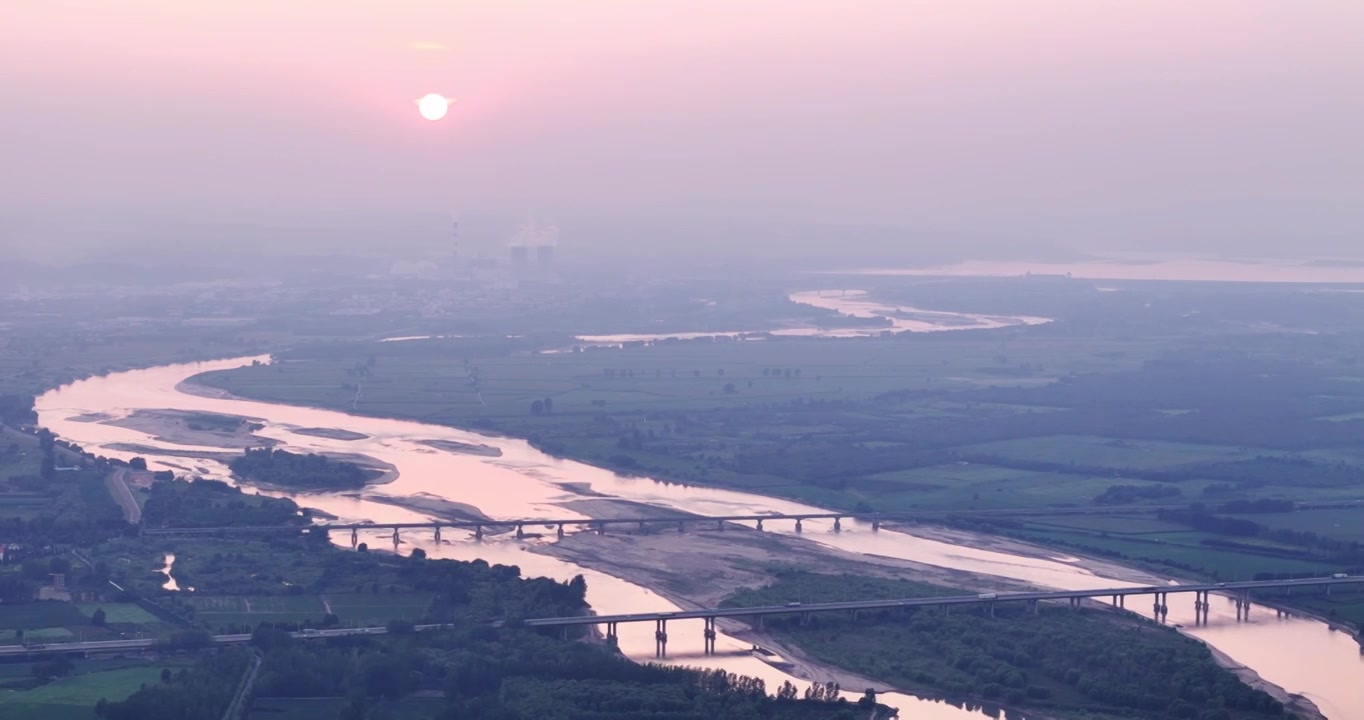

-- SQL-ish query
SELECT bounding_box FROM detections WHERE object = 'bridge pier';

[717,519,725,531]
[676,521,684,533]
[638,521,647,535]
[795,519,803,533]
[703,617,717,655]
[986,601,995,618]
[756,519,764,531]
[1027,599,1039,615]
[557,524,565,540]
[433,526,441,543]
[833,517,842,532]
[350,528,358,549]
[1152,592,1168,622]
[392,527,400,545]
[872,515,881,532]
[605,621,618,648]
[596,522,607,535]
[516,525,525,540]
[474,525,483,541]
[655,619,668,658]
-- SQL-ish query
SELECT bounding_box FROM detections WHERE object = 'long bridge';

[4,576,1356,659]
[137,503,1254,546]
[518,575,1364,658]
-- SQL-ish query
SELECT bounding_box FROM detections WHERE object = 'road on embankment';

[105,468,141,524]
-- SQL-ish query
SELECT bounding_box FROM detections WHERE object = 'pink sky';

[3,1,1362,257]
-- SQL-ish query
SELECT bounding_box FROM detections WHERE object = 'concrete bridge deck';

[521,575,1363,657]
[2,577,1354,659]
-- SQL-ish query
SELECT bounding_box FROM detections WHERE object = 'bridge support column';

[833,517,842,532]
[655,619,668,659]
[676,521,684,533]
[605,622,618,648]
[1027,599,1039,615]
[872,515,881,532]
[516,524,525,540]
[703,617,717,656]
[717,519,725,531]
[795,519,803,533]
[557,524,565,540]
[474,525,483,541]
[638,521,647,535]
[987,601,995,618]
[392,527,400,545]
[756,519,764,531]
[434,526,441,543]
[350,528,358,548]
[597,522,607,535]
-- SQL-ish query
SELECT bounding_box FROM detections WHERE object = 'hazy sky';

[3,1,1362,260]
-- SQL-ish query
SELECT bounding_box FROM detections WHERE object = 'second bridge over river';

[521,575,1364,658]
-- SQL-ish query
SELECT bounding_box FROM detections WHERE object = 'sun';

[417,94,450,121]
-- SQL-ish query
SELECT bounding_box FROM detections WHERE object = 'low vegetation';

[727,572,1291,720]
[229,447,379,490]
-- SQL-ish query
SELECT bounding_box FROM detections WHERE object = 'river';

[569,290,1052,346]
[35,357,1364,719]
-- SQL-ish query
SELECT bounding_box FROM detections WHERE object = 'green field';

[0,601,88,631]
[1228,507,1364,543]
[323,592,433,623]
[0,659,184,720]
[198,336,1149,423]
[188,592,432,628]
[962,435,1261,470]
[189,595,327,626]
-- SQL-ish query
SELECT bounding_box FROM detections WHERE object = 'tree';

[410,548,427,560]
[129,457,148,471]
[160,668,173,683]
[92,608,107,627]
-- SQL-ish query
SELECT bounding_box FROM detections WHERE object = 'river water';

[570,290,1052,346]
[35,358,1364,719]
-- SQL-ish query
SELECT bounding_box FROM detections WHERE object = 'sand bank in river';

[104,409,276,449]
[291,427,369,441]
[419,439,503,457]
[365,493,492,523]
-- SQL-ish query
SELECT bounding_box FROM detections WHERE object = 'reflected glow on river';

[36,357,1364,719]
